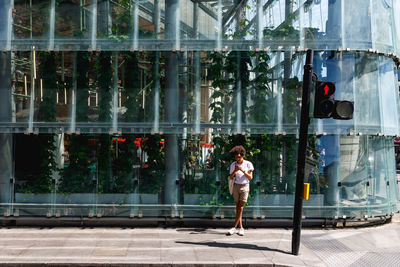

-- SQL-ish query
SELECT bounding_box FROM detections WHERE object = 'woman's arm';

[230,165,239,180]
[238,167,253,180]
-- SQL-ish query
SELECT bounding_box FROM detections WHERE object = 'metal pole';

[164,0,179,205]
[291,49,313,255]
[152,0,160,132]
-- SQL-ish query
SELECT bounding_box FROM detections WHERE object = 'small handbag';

[228,176,234,195]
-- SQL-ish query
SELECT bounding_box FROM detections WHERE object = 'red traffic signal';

[314,81,335,118]
[313,81,354,120]
[322,84,334,96]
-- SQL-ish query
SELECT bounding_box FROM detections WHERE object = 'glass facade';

[0,0,399,221]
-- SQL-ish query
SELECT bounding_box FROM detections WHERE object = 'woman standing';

[228,145,254,236]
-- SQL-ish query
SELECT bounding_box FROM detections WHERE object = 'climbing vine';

[59,51,92,193]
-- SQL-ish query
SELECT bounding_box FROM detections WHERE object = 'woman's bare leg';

[237,201,245,228]
[234,201,245,228]
[234,201,240,227]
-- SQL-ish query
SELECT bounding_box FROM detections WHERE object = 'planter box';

[16,193,52,204]
[15,193,159,205]
[184,194,213,205]
[15,193,324,206]
[249,194,324,206]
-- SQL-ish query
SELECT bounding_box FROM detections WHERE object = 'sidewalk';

[0,213,399,266]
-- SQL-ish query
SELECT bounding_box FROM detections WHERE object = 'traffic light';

[314,81,335,118]
[314,81,354,120]
[332,100,354,120]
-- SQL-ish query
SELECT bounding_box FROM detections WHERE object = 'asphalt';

[0,213,399,266]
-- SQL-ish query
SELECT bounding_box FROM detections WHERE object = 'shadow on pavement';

[176,241,291,254]
[176,228,229,235]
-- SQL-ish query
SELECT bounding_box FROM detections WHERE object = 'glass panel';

[3,0,400,53]
[9,131,398,218]
[14,134,55,216]
[339,135,368,218]
[0,134,14,216]
[397,70,400,134]
[302,0,329,49]
[262,0,300,49]
[317,135,340,218]
[311,51,355,134]
[367,136,391,216]
[329,52,355,132]
[12,51,30,123]
[14,0,50,41]
[385,137,399,213]
[35,52,72,124]
[181,132,218,217]
[110,0,132,40]
[354,53,381,134]
[245,134,297,218]
[0,1,12,51]
[2,50,399,137]
[55,134,96,217]
[11,51,73,127]
[371,0,394,53]
[393,0,400,55]
[379,57,399,135]
[343,0,372,49]
[55,1,84,39]
[137,133,164,216]
[3,1,400,220]
[179,0,193,41]
[303,135,329,218]
[96,1,111,38]
[196,5,217,42]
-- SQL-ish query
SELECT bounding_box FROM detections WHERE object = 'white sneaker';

[228,227,237,235]
[238,227,245,236]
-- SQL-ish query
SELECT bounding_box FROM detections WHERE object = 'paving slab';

[0,213,399,266]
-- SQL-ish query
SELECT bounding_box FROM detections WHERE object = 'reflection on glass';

[2,1,400,220]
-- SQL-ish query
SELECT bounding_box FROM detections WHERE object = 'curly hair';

[229,145,246,156]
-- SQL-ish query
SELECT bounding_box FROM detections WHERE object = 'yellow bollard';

[303,183,310,200]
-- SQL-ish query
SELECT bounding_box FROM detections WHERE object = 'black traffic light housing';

[314,81,335,118]
[314,81,354,120]
[332,100,354,120]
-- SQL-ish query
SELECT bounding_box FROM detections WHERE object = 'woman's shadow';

[175,240,290,254]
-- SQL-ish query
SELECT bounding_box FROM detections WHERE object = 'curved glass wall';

[1,0,400,54]
[0,0,399,221]
[1,51,400,136]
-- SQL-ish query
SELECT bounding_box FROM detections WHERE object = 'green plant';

[263,13,299,40]
[249,51,273,123]
[24,52,58,194]
[207,50,252,124]
[227,51,251,124]
[59,52,93,194]
[140,134,165,194]
[111,135,136,193]
[24,134,57,193]
[60,135,92,193]
[105,52,142,193]
[208,52,229,123]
